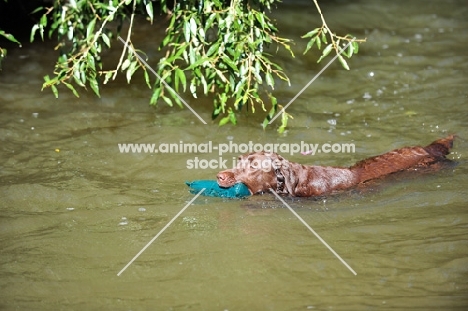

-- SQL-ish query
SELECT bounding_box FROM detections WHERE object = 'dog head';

[217,151,289,194]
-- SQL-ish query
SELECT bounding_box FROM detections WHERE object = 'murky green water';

[1,0,468,310]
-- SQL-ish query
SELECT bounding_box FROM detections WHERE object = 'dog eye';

[249,160,263,170]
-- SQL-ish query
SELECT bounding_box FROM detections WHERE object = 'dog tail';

[351,135,455,183]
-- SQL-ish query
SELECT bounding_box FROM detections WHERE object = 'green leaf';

[126,61,138,83]
[73,67,85,87]
[338,54,350,70]
[168,14,176,33]
[145,1,154,23]
[161,34,171,48]
[0,30,21,46]
[51,84,58,98]
[89,77,101,97]
[166,87,182,108]
[40,14,47,28]
[265,72,274,89]
[43,75,59,98]
[321,31,327,44]
[102,33,111,48]
[303,37,315,55]
[205,13,217,30]
[255,12,265,29]
[103,71,113,84]
[301,28,319,39]
[229,111,237,125]
[352,41,359,54]
[190,80,197,98]
[150,87,161,105]
[189,45,196,64]
[30,24,40,42]
[198,27,205,41]
[278,112,289,134]
[144,70,151,88]
[175,68,187,92]
[212,105,221,119]
[221,55,238,72]
[187,56,208,70]
[184,20,191,42]
[200,75,208,95]
[219,115,230,126]
[162,95,173,107]
[43,74,54,88]
[316,36,321,50]
[182,49,189,63]
[63,82,80,98]
[346,42,354,58]
[234,79,245,95]
[253,65,262,83]
[80,62,87,85]
[322,44,333,56]
[206,42,219,57]
[67,25,74,40]
[87,18,96,39]
[87,55,96,71]
[189,17,197,36]
[31,6,44,14]
[219,92,227,108]
[122,59,130,71]
[262,117,269,129]
[317,44,333,63]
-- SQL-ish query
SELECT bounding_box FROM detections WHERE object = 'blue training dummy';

[186,180,251,198]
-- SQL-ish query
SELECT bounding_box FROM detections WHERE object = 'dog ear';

[268,153,291,195]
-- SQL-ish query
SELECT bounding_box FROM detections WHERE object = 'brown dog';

[217,135,455,197]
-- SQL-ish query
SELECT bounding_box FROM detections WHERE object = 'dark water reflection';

[1,0,468,310]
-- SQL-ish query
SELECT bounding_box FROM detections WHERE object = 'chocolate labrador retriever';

[217,135,455,197]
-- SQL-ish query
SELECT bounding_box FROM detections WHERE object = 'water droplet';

[119,217,128,226]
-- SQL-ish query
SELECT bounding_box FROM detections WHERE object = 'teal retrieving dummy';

[186,180,250,198]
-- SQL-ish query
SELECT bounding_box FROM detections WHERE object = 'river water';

[1,0,467,310]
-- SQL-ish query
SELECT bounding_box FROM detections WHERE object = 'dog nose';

[217,172,226,181]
